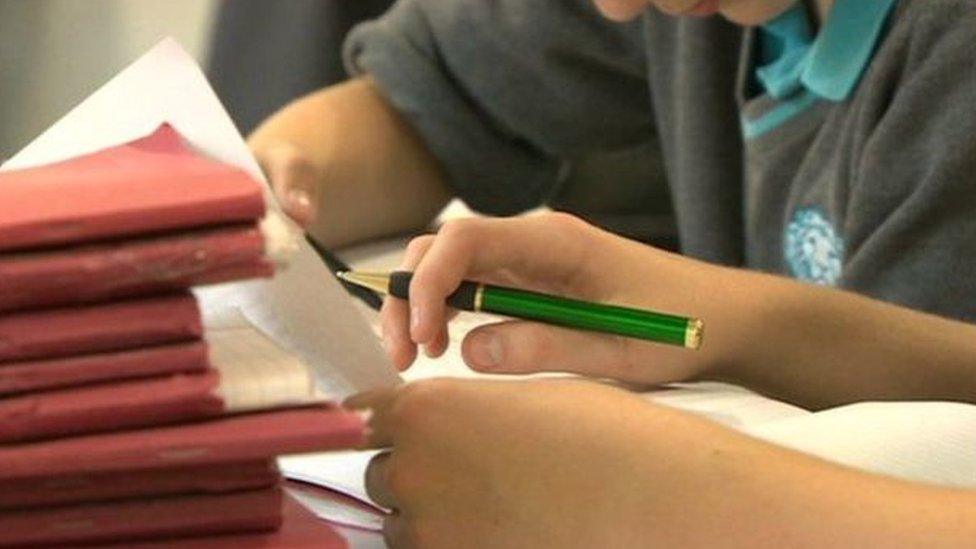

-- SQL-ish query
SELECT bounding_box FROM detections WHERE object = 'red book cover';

[0,124,265,253]
[0,405,366,480]
[0,485,283,548]
[0,294,201,363]
[0,325,320,442]
[0,371,226,443]
[0,341,210,396]
[126,493,348,549]
[0,460,279,510]
[0,224,272,313]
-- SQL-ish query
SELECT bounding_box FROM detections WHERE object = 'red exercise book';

[0,405,366,480]
[0,341,210,396]
[0,293,202,363]
[0,325,322,442]
[0,224,272,313]
[126,493,348,549]
[0,485,283,548]
[0,124,265,253]
[0,460,279,510]
[0,371,226,443]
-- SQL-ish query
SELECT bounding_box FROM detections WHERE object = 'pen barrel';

[481,286,699,348]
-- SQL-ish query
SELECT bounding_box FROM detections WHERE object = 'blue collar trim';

[757,0,898,102]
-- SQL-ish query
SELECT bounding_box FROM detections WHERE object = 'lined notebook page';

[208,326,320,412]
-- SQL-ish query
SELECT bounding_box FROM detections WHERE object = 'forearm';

[628,406,976,547]
[717,271,976,408]
[248,77,451,248]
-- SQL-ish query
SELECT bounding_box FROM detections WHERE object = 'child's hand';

[348,378,682,547]
[247,79,452,249]
[347,378,883,548]
[382,212,754,386]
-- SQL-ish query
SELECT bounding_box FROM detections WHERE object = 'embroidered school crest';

[784,207,844,286]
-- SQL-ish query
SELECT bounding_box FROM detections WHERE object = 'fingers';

[252,142,319,227]
[381,297,417,371]
[386,213,610,371]
[381,235,435,370]
[408,213,600,347]
[364,451,398,509]
[422,325,450,359]
[345,387,399,448]
[461,321,660,382]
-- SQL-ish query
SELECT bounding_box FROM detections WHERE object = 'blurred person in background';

[222,1,678,251]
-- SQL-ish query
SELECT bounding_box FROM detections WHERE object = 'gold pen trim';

[473,284,485,312]
[684,318,704,350]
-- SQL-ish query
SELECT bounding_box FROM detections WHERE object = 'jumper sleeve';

[344,0,654,214]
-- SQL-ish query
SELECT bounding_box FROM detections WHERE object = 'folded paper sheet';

[0,38,401,398]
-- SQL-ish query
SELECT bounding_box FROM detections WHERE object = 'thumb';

[461,321,694,385]
[459,321,655,383]
[253,142,318,228]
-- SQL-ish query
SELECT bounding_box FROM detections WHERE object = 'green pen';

[337,271,704,350]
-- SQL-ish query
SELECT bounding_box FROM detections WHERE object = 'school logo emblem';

[784,207,844,286]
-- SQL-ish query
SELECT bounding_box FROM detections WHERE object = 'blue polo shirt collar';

[757,0,899,102]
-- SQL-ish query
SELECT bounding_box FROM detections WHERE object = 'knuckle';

[405,235,435,258]
[438,218,481,241]
[541,211,587,233]
[275,149,314,178]
[411,266,453,299]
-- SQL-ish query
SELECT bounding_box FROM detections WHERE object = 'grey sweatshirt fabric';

[208,0,392,134]
[345,0,976,321]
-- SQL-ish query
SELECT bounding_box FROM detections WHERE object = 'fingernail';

[355,409,374,425]
[286,188,313,222]
[468,331,503,370]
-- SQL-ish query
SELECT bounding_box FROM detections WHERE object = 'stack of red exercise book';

[0,125,363,548]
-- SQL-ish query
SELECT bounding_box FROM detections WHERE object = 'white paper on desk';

[746,401,976,488]
[280,450,383,509]
[646,382,809,429]
[0,38,401,398]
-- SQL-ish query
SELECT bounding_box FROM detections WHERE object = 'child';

[250,0,976,544]
[355,212,976,547]
[250,0,976,324]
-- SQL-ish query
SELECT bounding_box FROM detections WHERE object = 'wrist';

[700,269,808,385]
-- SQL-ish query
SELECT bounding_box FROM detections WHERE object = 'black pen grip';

[389,271,479,311]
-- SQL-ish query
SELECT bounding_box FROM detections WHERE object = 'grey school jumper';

[345,0,976,321]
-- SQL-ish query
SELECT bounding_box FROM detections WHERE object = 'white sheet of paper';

[280,450,383,510]
[286,486,384,532]
[746,401,976,487]
[0,38,401,398]
[646,382,809,429]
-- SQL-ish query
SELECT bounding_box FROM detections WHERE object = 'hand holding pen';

[372,213,741,385]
